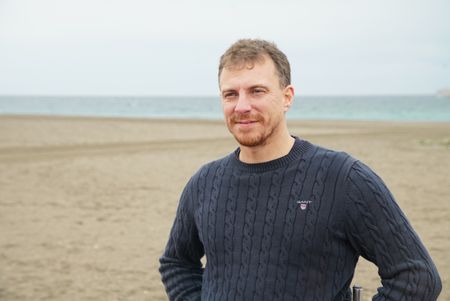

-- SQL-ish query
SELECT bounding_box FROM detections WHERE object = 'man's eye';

[252,88,265,95]
[223,92,237,99]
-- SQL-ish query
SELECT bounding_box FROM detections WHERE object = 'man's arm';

[344,161,441,300]
[159,181,204,301]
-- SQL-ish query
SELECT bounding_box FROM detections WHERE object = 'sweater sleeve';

[344,161,441,300]
[159,180,204,301]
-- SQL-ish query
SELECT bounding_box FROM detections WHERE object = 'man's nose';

[234,93,251,113]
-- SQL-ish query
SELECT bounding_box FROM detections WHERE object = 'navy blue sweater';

[159,138,441,300]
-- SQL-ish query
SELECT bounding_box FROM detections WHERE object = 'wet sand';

[0,115,449,300]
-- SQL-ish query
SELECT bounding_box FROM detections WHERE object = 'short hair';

[218,39,291,88]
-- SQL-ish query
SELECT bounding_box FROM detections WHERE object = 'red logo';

[297,200,312,210]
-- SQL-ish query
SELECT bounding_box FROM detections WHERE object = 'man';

[159,39,441,300]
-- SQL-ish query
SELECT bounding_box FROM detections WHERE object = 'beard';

[234,130,268,147]
[227,113,278,147]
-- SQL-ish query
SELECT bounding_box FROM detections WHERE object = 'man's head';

[218,39,294,149]
[218,39,291,89]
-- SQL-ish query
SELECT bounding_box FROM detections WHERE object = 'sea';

[1,95,449,122]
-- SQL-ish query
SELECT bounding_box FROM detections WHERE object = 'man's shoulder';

[305,141,383,185]
[304,140,357,167]
[189,152,235,181]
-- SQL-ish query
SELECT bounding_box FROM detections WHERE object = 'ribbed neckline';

[229,137,312,173]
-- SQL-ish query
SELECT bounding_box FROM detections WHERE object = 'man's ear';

[283,85,295,112]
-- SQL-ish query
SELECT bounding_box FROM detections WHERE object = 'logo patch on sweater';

[297,200,312,210]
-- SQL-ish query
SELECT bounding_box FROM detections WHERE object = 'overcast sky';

[0,0,449,96]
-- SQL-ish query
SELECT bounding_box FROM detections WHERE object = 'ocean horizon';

[1,94,449,122]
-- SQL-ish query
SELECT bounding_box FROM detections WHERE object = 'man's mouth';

[235,120,257,124]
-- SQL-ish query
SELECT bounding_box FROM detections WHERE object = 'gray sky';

[0,0,449,96]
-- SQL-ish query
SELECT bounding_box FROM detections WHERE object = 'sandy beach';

[0,115,448,301]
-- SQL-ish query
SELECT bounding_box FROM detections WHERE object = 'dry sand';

[0,115,449,301]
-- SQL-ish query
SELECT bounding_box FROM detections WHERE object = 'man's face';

[219,57,293,147]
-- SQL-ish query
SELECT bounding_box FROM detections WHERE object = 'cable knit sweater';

[159,138,441,300]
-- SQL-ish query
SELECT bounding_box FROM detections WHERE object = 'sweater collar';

[229,137,311,173]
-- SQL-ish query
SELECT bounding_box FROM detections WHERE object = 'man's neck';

[238,133,295,164]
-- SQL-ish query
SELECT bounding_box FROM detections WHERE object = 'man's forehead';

[220,59,276,87]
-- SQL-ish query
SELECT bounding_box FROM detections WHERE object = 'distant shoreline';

[1,113,450,124]
[1,94,450,122]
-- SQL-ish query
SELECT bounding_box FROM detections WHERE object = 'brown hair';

[218,39,291,88]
